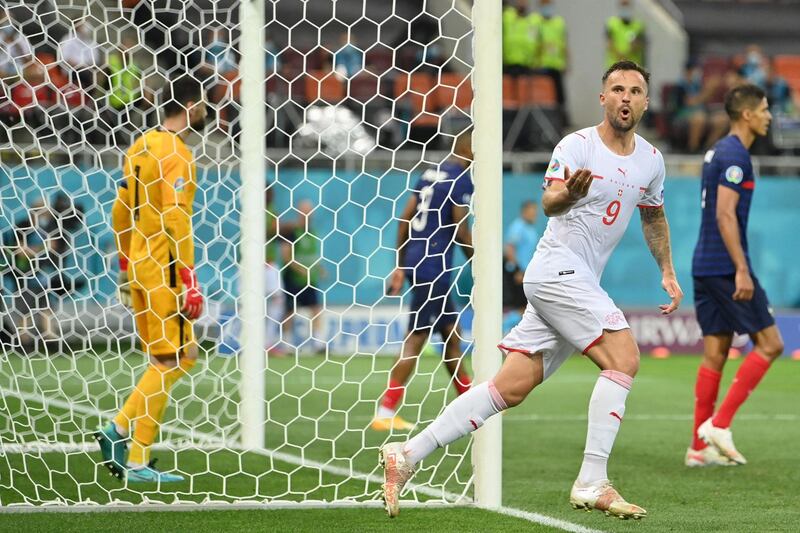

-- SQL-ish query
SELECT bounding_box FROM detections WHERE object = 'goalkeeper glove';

[117,257,132,308]
[179,267,204,320]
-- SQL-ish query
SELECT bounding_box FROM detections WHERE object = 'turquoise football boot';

[93,422,128,480]
[126,459,184,483]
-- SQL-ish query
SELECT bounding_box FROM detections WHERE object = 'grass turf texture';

[1,351,798,531]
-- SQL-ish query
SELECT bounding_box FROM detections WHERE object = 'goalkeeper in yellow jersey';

[94,75,207,483]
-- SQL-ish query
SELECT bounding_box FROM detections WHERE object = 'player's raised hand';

[179,267,204,320]
[388,267,405,296]
[659,275,683,315]
[733,269,754,301]
[564,167,594,201]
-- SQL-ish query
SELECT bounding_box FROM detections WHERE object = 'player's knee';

[499,388,527,408]
[757,339,783,359]
[496,378,534,408]
[610,349,640,377]
[702,353,726,372]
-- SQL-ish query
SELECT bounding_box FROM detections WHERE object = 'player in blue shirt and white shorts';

[688,84,784,467]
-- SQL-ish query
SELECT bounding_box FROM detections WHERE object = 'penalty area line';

[0,386,606,532]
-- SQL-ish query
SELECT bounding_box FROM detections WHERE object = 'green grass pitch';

[1,350,798,532]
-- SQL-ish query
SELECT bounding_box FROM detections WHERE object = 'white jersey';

[525,126,665,283]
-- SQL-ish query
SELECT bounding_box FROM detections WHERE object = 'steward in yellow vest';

[107,49,142,110]
[503,2,542,73]
[606,2,645,68]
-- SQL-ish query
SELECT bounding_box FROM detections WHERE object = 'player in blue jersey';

[687,84,784,467]
[371,129,474,431]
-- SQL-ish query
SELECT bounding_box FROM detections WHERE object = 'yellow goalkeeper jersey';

[117,128,197,290]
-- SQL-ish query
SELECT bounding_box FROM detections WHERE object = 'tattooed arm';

[640,206,683,314]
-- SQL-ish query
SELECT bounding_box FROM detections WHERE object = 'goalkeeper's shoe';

[697,418,747,465]
[570,480,647,520]
[370,416,414,432]
[93,423,127,480]
[379,442,414,518]
[684,445,737,467]
[126,459,184,483]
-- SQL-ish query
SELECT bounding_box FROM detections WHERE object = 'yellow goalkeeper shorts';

[130,286,195,357]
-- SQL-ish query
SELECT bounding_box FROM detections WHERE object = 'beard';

[608,110,639,132]
[189,115,207,134]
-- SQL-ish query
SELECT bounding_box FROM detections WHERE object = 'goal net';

[0,0,497,509]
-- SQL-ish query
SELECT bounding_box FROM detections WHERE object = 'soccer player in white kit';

[379,61,683,520]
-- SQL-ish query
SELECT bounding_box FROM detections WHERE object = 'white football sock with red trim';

[577,370,632,485]
[404,381,507,467]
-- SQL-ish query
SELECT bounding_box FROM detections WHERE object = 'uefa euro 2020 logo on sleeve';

[725,165,744,185]
[547,158,561,177]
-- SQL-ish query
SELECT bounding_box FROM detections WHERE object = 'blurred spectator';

[281,200,325,354]
[334,34,362,78]
[764,62,793,116]
[200,27,238,81]
[605,0,646,68]
[264,186,285,356]
[502,0,541,76]
[265,37,280,76]
[1,198,58,351]
[740,44,768,88]
[106,35,144,112]
[674,61,728,153]
[0,61,58,137]
[536,0,568,114]
[417,38,451,74]
[739,45,793,116]
[0,7,33,81]
[503,200,539,313]
[103,34,154,145]
[197,27,239,136]
[58,19,101,90]
[47,192,86,298]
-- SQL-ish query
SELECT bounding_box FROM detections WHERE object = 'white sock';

[404,381,507,467]
[113,421,129,438]
[376,405,395,419]
[577,370,633,486]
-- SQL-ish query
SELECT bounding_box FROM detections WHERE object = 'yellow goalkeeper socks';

[127,360,194,467]
[113,365,162,437]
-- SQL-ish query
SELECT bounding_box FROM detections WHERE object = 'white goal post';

[470,0,503,510]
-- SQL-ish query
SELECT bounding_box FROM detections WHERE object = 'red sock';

[453,372,472,396]
[712,352,771,429]
[692,366,722,450]
[380,379,405,411]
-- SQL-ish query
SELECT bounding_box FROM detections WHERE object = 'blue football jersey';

[692,135,756,277]
[402,161,473,283]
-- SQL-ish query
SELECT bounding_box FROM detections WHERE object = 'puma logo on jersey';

[617,167,627,177]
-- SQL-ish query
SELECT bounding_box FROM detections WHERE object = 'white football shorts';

[498,276,630,380]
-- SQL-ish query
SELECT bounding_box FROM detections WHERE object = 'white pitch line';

[0,386,606,532]
[495,506,605,533]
